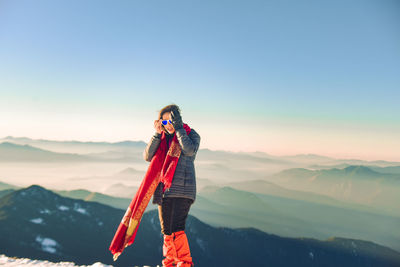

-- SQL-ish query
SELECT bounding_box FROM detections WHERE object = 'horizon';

[1,135,399,163]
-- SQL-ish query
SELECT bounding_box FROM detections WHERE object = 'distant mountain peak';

[341,165,380,176]
[26,184,46,190]
[343,165,370,171]
[0,141,21,147]
[0,142,46,151]
[17,184,57,198]
[1,136,32,141]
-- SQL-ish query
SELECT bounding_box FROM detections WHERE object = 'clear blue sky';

[0,0,399,161]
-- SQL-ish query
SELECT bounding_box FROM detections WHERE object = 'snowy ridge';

[0,254,111,266]
[0,254,157,267]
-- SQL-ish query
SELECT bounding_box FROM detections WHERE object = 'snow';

[57,205,70,211]
[0,254,112,266]
[73,203,89,215]
[35,236,59,254]
[351,241,358,255]
[40,209,51,214]
[75,207,87,214]
[0,254,156,266]
[196,237,206,251]
[30,218,44,224]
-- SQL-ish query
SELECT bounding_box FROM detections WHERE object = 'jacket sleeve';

[143,132,162,162]
[175,128,201,157]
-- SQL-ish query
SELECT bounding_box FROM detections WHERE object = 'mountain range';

[1,175,399,253]
[1,185,400,267]
[266,165,400,216]
[1,136,400,265]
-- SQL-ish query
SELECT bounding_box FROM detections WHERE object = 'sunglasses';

[161,119,172,125]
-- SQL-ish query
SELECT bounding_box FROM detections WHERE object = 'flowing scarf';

[109,123,191,261]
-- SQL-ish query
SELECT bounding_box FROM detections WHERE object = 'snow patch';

[35,236,59,254]
[73,203,89,215]
[75,207,88,214]
[0,253,112,266]
[40,209,51,214]
[196,237,206,251]
[30,218,44,224]
[57,205,70,211]
[189,226,197,234]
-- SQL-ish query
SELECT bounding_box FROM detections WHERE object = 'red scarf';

[109,123,191,261]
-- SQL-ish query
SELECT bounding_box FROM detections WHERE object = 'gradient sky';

[0,0,399,161]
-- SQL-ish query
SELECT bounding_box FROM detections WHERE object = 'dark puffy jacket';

[143,127,201,205]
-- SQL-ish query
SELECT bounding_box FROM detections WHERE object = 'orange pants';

[162,230,193,267]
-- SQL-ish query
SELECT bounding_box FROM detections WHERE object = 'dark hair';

[157,104,181,134]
